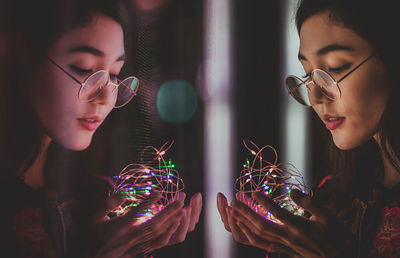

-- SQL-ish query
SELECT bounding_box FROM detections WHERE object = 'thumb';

[124,191,162,219]
[290,189,330,224]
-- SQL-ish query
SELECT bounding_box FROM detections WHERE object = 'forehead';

[298,11,372,57]
[49,13,124,59]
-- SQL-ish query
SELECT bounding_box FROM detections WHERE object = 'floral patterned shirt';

[316,175,400,258]
[2,176,57,258]
[373,206,400,257]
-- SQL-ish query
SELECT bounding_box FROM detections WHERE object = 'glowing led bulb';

[234,139,311,224]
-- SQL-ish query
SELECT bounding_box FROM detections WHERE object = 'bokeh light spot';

[156,80,198,123]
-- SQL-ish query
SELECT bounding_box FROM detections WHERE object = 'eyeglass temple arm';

[337,53,375,83]
[47,57,82,85]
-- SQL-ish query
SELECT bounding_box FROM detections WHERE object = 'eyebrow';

[67,45,125,62]
[298,43,354,61]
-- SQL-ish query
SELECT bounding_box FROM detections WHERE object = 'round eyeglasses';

[285,54,375,107]
[48,58,139,108]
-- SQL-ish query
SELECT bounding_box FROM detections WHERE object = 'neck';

[374,134,400,189]
[21,135,52,189]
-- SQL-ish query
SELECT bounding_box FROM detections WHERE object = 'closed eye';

[328,63,351,74]
[110,74,119,83]
[69,65,92,75]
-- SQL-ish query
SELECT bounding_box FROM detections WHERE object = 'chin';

[332,140,356,150]
[54,136,93,151]
[331,133,370,150]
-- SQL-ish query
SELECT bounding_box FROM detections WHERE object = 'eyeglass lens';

[311,69,339,100]
[115,77,139,107]
[285,76,311,106]
[285,70,339,106]
[78,70,139,108]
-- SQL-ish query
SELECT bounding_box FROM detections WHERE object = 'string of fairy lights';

[105,139,310,257]
[235,139,311,224]
[107,141,184,224]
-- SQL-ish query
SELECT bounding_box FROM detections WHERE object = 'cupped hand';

[167,192,202,245]
[217,190,352,257]
[232,190,352,257]
[92,191,202,258]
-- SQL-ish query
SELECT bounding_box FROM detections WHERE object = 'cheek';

[30,74,77,124]
[29,73,58,122]
[344,69,389,124]
[29,72,92,149]
[331,72,390,149]
[104,106,113,118]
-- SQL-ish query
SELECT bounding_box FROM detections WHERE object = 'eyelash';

[328,63,351,74]
[70,65,119,80]
[110,74,119,81]
[301,63,351,78]
[69,65,92,75]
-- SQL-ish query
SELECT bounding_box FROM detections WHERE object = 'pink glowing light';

[235,139,312,224]
[108,141,184,224]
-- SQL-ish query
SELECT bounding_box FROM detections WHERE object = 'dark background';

[96,0,328,257]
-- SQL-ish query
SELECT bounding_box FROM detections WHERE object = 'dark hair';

[295,0,400,199]
[0,0,128,175]
[0,2,131,254]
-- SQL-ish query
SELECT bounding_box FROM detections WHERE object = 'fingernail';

[235,192,242,201]
[177,192,186,201]
[197,192,202,200]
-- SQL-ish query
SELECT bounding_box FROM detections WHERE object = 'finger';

[235,192,245,202]
[168,206,192,244]
[236,221,298,256]
[151,218,182,251]
[217,192,231,232]
[92,194,125,224]
[130,207,185,247]
[252,192,300,229]
[175,191,186,202]
[231,199,286,239]
[226,206,248,244]
[123,192,162,220]
[128,201,184,238]
[132,218,182,255]
[138,200,185,238]
[151,200,184,226]
[235,192,253,206]
[106,194,125,210]
[188,192,202,232]
[232,207,318,256]
[98,192,161,225]
[122,192,161,227]
[290,189,330,224]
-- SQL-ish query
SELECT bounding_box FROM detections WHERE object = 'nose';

[90,82,118,107]
[308,82,333,106]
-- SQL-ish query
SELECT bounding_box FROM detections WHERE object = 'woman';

[0,0,202,257]
[217,0,400,257]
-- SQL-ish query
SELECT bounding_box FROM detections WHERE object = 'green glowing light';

[156,79,198,123]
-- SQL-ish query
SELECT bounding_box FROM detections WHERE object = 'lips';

[323,114,345,130]
[77,116,101,131]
